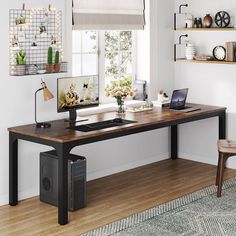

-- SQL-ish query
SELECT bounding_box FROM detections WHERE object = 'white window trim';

[77,100,145,117]
[72,31,99,77]
[98,31,106,103]
[72,30,137,105]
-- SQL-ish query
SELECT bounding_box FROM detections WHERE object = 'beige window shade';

[73,0,145,30]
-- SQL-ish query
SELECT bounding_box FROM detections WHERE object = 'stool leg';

[216,152,221,186]
[217,153,226,197]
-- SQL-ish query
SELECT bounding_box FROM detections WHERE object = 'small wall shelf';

[174,5,236,64]
[175,27,236,31]
[176,58,236,65]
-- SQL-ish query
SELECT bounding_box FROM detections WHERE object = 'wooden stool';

[216,140,236,197]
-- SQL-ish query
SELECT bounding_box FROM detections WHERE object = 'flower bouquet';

[105,79,136,114]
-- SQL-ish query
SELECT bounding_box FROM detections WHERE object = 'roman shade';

[73,0,145,30]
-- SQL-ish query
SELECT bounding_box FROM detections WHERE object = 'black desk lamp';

[35,79,54,128]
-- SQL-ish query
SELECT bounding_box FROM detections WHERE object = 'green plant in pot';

[46,46,54,73]
[16,50,26,76]
[54,50,61,73]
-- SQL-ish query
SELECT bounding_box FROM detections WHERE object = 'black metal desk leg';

[56,144,69,225]
[9,132,18,206]
[219,112,226,139]
[171,125,178,160]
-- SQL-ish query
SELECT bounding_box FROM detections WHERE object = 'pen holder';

[157,94,164,103]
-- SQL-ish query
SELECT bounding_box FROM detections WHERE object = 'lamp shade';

[43,87,54,101]
[41,80,54,101]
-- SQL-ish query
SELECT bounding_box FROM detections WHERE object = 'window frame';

[72,30,137,104]
[72,31,99,77]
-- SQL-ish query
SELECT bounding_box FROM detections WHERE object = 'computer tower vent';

[42,177,51,191]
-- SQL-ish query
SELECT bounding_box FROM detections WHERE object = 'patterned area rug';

[82,177,236,236]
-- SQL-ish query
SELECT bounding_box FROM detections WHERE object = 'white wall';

[0,0,174,206]
[175,0,236,168]
[0,0,68,206]
[137,0,175,100]
[150,0,174,99]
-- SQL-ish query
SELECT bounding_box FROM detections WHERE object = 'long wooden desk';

[8,104,226,225]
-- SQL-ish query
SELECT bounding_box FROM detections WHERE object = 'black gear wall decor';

[215,11,231,28]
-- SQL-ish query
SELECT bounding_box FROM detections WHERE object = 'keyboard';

[68,118,137,132]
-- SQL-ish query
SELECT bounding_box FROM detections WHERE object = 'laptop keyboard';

[181,106,191,110]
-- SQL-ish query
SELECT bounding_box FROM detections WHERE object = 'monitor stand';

[65,110,89,123]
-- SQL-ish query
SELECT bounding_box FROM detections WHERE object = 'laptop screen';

[169,88,188,109]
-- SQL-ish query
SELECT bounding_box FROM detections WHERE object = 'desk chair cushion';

[218,140,236,154]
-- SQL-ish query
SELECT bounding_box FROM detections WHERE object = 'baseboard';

[179,152,236,169]
[0,188,39,207]
[87,152,169,181]
[0,153,169,207]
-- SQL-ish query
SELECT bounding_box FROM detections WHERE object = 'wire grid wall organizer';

[9,7,67,76]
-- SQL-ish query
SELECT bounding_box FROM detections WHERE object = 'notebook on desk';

[169,88,201,113]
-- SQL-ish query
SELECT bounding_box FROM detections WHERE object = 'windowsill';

[77,100,145,117]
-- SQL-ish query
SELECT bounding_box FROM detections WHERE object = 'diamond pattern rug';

[82,177,236,236]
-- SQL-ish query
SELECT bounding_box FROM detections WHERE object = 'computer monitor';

[57,75,99,122]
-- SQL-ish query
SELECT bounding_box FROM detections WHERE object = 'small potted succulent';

[46,46,54,73]
[54,50,61,73]
[16,50,26,75]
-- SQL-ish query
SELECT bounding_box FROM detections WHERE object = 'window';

[72,30,136,103]
[104,31,133,86]
[72,31,98,76]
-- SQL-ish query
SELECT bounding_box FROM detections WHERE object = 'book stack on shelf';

[225,42,236,62]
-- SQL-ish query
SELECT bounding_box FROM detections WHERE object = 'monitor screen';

[57,75,99,113]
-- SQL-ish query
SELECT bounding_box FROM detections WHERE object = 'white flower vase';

[185,19,193,28]
[157,94,164,103]
[185,43,196,60]
[185,14,194,28]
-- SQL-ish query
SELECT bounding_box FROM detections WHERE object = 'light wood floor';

[1,159,236,236]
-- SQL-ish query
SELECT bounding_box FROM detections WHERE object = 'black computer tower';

[40,150,86,211]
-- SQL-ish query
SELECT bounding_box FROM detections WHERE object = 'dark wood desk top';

[8,104,226,144]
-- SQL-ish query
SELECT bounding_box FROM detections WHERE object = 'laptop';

[169,88,201,112]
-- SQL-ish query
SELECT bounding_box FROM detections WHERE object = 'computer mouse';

[113,118,123,123]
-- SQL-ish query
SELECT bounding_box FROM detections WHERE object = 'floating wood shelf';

[175,27,236,31]
[176,58,236,65]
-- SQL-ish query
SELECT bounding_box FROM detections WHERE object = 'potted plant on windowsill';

[46,46,54,73]
[54,50,61,73]
[16,50,26,76]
